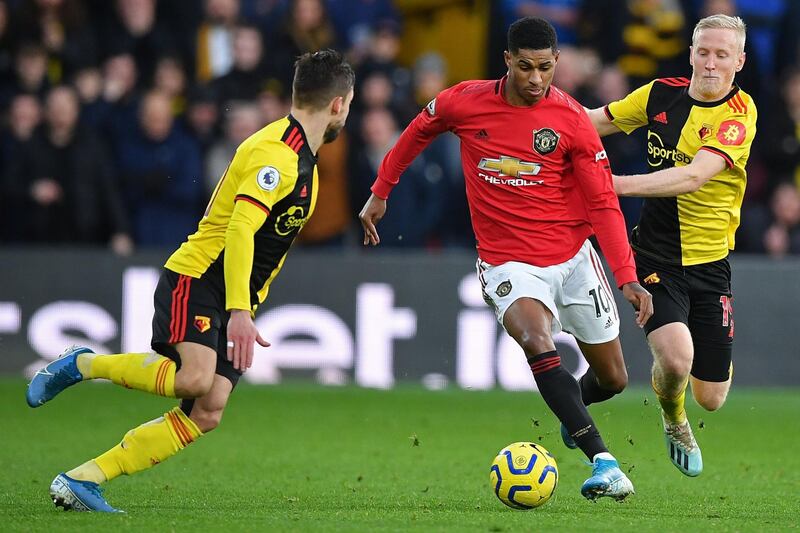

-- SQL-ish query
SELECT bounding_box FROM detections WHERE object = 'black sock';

[180,398,195,416]
[528,351,608,460]
[579,368,618,406]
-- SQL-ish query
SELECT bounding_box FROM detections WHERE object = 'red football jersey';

[371,77,636,287]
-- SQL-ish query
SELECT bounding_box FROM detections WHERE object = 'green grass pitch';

[1,378,798,532]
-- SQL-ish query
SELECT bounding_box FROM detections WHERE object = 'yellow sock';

[66,460,107,484]
[79,353,176,397]
[652,377,688,424]
[92,407,202,482]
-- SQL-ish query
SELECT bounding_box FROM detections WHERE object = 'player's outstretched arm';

[621,282,653,328]
[359,193,386,246]
[586,107,622,137]
[224,199,271,371]
[614,149,727,197]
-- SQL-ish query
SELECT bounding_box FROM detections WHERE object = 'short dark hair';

[507,17,558,54]
[292,49,355,109]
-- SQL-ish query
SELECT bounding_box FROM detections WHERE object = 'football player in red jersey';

[359,17,652,502]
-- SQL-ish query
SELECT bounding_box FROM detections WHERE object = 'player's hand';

[226,309,270,371]
[621,282,653,328]
[358,193,386,246]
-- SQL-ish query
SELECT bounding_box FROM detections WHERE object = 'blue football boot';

[50,473,123,513]
[560,423,578,449]
[26,345,93,407]
[580,454,635,501]
[663,413,703,477]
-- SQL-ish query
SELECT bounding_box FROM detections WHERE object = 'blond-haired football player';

[587,14,756,476]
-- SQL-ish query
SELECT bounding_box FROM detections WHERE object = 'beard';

[694,74,733,99]
[323,122,344,144]
[697,78,718,95]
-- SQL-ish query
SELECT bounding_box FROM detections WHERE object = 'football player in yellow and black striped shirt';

[26,50,355,512]
[587,14,755,478]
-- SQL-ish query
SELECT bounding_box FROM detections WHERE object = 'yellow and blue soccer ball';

[489,442,558,509]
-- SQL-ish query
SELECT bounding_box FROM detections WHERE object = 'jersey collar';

[688,84,740,108]
[286,114,316,159]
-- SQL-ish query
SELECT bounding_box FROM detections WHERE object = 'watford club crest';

[533,128,560,155]
[194,315,211,333]
[643,273,661,285]
[698,124,712,141]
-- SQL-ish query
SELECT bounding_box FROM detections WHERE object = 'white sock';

[593,452,615,462]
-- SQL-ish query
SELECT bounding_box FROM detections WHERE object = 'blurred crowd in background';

[1,0,800,258]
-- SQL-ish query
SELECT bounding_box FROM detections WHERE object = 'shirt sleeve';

[224,141,298,310]
[697,96,757,168]
[224,199,267,311]
[370,87,454,199]
[569,109,637,287]
[605,81,654,135]
[232,141,298,214]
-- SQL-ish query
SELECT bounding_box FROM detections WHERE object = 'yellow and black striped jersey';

[166,115,318,310]
[606,78,756,265]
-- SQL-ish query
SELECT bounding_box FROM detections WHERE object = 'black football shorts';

[151,268,242,386]
[635,252,734,382]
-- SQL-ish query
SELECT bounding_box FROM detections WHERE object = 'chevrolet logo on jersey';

[478,156,542,178]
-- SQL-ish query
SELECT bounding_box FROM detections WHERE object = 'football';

[489,442,558,509]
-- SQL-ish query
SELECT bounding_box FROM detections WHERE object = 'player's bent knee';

[696,397,724,411]
[695,391,727,411]
[190,408,224,433]
[599,371,628,394]
[174,370,214,398]
[656,356,692,380]
[518,335,554,359]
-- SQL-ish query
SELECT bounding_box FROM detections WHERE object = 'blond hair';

[692,14,747,53]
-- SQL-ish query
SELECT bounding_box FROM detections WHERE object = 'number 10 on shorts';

[588,285,611,318]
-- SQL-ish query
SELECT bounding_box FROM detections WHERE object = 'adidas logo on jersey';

[475,129,489,139]
[604,316,614,329]
[654,112,668,124]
